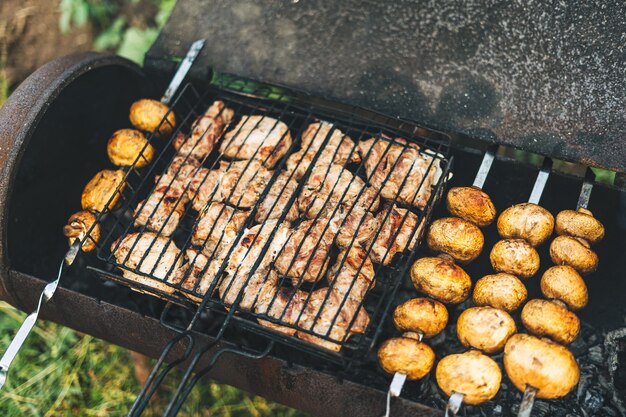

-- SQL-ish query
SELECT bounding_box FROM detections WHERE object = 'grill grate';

[85,76,452,366]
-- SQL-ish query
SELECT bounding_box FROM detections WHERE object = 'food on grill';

[298,164,379,219]
[255,283,308,335]
[369,204,424,265]
[504,334,579,399]
[172,249,224,302]
[172,100,234,161]
[456,307,516,354]
[275,219,335,284]
[555,208,604,244]
[191,202,248,254]
[220,221,291,309]
[377,334,435,379]
[426,217,484,264]
[446,186,497,227]
[255,171,300,223]
[219,115,292,168]
[489,239,540,279]
[327,246,375,301]
[107,129,154,168]
[218,160,274,208]
[63,210,100,252]
[521,299,580,345]
[111,232,183,294]
[331,204,380,250]
[472,273,527,312]
[436,350,501,405]
[134,172,190,236]
[129,99,176,136]
[286,122,360,179]
[393,297,448,338]
[297,288,370,352]
[187,167,223,211]
[540,265,588,310]
[357,137,441,209]
[550,235,598,275]
[410,256,471,304]
[497,203,554,246]
[81,169,126,213]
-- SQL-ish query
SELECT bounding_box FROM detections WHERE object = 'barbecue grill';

[1,1,625,416]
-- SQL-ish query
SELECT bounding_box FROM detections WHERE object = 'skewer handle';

[528,158,553,204]
[161,39,205,105]
[576,168,595,210]
[0,240,80,391]
[445,392,464,417]
[472,145,498,189]
[517,385,538,417]
[383,372,407,417]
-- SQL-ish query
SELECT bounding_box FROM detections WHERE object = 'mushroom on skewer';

[129,98,176,136]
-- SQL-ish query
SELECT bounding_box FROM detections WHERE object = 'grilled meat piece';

[171,249,225,302]
[357,137,441,209]
[218,160,274,208]
[255,283,308,336]
[274,219,336,285]
[111,232,183,294]
[192,202,249,255]
[327,245,376,301]
[220,115,292,168]
[173,100,234,161]
[298,164,379,219]
[330,203,380,250]
[220,221,292,309]
[255,171,300,223]
[286,122,360,179]
[134,172,190,236]
[369,204,425,265]
[297,288,370,352]
[186,167,223,212]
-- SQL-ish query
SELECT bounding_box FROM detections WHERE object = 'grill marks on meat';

[255,171,300,223]
[330,204,380,250]
[134,172,190,236]
[369,203,425,265]
[274,219,336,285]
[220,115,292,168]
[255,284,308,336]
[192,202,248,256]
[220,221,291,309]
[217,160,274,209]
[286,122,360,180]
[173,100,234,161]
[298,164,380,219]
[171,249,224,302]
[358,137,441,209]
[111,232,183,294]
[297,288,370,352]
[186,167,223,212]
[327,245,376,301]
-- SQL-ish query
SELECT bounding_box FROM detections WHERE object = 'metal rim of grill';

[81,75,452,367]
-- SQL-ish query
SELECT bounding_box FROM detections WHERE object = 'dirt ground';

[0,0,93,89]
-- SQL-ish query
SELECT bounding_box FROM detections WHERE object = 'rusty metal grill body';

[84,77,450,374]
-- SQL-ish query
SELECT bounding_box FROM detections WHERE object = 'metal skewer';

[472,145,498,189]
[384,333,423,417]
[0,39,205,392]
[528,157,553,204]
[576,168,595,210]
[445,392,465,417]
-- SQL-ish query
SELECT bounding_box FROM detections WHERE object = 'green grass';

[0,302,306,417]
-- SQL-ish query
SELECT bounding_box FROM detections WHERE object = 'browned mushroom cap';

[107,129,154,168]
[129,99,176,136]
[377,335,435,380]
[550,235,598,275]
[81,170,126,213]
[457,307,517,354]
[504,334,579,399]
[490,239,540,279]
[540,266,588,310]
[473,273,527,312]
[393,298,448,338]
[497,203,554,246]
[555,208,604,244]
[436,350,502,405]
[410,256,472,304]
[446,186,497,227]
[521,299,580,345]
[427,217,484,264]
[63,211,100,252]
